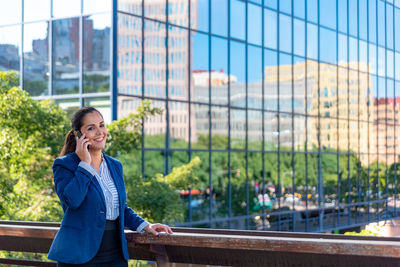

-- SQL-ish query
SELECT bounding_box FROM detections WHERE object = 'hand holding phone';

[75,130,92,164]
[76,131,90,150]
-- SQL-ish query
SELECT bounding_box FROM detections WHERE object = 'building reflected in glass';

[2,0,400,231]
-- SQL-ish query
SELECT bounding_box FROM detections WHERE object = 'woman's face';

[80,111,107,150]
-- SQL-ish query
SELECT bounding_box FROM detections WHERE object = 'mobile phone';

[76,130,90,150]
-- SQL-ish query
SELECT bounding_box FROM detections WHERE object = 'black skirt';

[57,219,128,267]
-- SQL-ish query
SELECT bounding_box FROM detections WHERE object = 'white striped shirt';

[78,156,150,233]
[79,157,120,220]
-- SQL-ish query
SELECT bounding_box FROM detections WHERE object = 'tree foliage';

[0,71,198,225]
[0,71,69,221]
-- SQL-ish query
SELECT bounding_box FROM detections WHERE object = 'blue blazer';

[48,152,146,264]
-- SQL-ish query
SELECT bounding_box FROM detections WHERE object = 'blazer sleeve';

[53,157,95,210]
[124,203,149,231]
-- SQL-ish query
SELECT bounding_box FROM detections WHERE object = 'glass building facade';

[2,0,400,232]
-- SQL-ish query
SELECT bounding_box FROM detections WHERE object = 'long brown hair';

[59,106,102,156]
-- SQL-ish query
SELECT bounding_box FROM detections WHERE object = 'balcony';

[1,220,400,267]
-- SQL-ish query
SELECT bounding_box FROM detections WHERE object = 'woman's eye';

[88,127,93,131]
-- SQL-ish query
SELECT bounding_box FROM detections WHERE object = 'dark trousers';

[58,220,128,267]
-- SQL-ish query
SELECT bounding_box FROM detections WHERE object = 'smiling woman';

[50,106,173,266]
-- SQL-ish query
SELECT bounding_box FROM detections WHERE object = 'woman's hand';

[143,223,173,236]
[75,133,92,164]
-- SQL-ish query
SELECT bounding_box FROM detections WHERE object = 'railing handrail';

[1,222,400,266]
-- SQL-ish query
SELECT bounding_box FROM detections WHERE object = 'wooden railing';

[1,220,400,266]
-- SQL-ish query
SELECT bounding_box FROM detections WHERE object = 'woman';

[48,107,173,266]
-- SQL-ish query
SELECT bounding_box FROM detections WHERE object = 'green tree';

[0,71,69,221]
[0,71,199,224]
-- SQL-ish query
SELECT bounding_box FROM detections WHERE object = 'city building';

[1,0,400,232]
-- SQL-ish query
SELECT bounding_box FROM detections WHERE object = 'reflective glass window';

[211,0,227,37]
[338,0,347,34]
[368,0,377,44]
[117,96,141,119]
[358,0,367,41]
[144,20,166,98]
[348,0,357,37]
[168,0,189,28]
[279,113,293,150]
[320,28,337,65]
[396,8,400,52]
[264,112,277,149]
[293,19,305,57]
[211,106,228,149]
[248,46,262,109]
[349,37,358,66]
[230,109,246,150]
[279,53,292,113]
[0,25,21,77]
[192,32,209,103]
[53,0,81,18]
[118,0,142,16]
[264,9,277,50]
[293,0,305,19]
[264,49,277,111]
[387,79,394,98]
[24,0,50,22]
[144,150,164,177]
[307,0,317,23]
[83,97,111,124]
[248,3,261,46]
[84,0,111,14]
[144,0,166,22]
[338,34,347,66]
[386,4,394,50]
[192,0,208,32]
[0,0,21,26]
[279,14,291,54]
[192,104,209,149]
[359,40,367,67]
[348,70,358,121]
[293,56,306,114]
[230,0,245,40]
[52,18,79,95]
[23,22,49,96]
[265,0,277,10]
[83,14,110,94]
[369,43,377,74]
[55,98,80,119]
[211,36,228,105]
[396,52,400,80]
[168,26,189,100]
[387,50,394,79]
[320,0,336,30]
[307,23,317,60]
[230,41,245,108]
[169,101,188,148]
[378,46,385,77]
[377,0,385,46]
[143,100,166,148]
[279,0,291,15]
[117,14,142,96]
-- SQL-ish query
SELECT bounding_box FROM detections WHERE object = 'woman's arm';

[124,203,149,231]
[53,158,95,210]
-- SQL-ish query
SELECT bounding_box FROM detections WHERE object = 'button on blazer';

[48,152,146,264]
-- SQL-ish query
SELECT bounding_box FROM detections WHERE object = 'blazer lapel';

[73,152,106,207]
